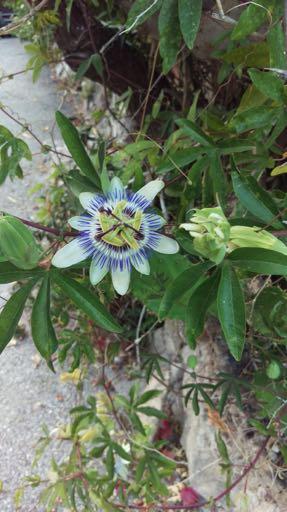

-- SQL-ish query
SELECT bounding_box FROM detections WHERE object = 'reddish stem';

[16,216,78,238]
[112,437,269,510]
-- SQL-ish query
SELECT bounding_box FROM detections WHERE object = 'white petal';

[69,216,89,231]
[52,239,88,268]
[111,267,130,295]
[79,192,96,210]
[137,179,164,202]
[109,176,124,196]
[145,213,166,230]
[90,259,109,285]
[154,235,179,254]
[132,258,150,275]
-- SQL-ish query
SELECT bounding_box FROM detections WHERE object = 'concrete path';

[0,37,76,511]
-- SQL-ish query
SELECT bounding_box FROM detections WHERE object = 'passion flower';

[52,177,179,295]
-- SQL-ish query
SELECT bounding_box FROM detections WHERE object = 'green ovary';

[98,201,143,250]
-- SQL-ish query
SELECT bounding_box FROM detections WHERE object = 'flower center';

[96,200,143,249]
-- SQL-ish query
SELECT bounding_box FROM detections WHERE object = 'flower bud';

[229,226,287,255]
[180,207,230,264]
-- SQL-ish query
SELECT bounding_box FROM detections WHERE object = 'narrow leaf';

[231,0,271,41]
[209,151,227,209]
[0,262,44,284]
[248,69,285,103]
[159,261,213,319]
[217,262,246,361]
[176,118,213,146]
[228,248,287,276]
[268,22,286,69]
[231,170,283,228]
[0,280,36,354]
[31,275,58,362]
[159,0,181,74]
[51,270,122,333]
[186,271,220,348]
[178,0,202,50]
[127,0,162,29]
[55,111,100,187]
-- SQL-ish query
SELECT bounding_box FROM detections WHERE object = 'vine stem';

[0,105,71,159]
[4,214,287,241]
[13,216,78,238]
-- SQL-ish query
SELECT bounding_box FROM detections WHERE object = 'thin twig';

[0,105,71,159]
[0,0,48,36]
[135,305,146,366]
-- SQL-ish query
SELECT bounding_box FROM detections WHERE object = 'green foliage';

[0,125,31,184]
[55,111,101,188]
[0,280,37,354]
[0,216,41,269]
[178,0,202,50]
[1,1,287,507]
[31,275,58,366]
[51,270,123,333]
[159,0,181,74]
[217,262,246,361]
[185,270,220,347]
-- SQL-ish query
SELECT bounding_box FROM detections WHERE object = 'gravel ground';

[0,37,78,512]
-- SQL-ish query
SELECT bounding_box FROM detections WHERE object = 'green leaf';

[75,57,92,80]
[231,171,283,228]
[156,147,204,174]
[236,85,267,114]
[135,458,146,482]
[51,270,122,333]
[222,43,269,68]
[0,216,41,270]
[159,0,181,74]
[270,163,287,176]
[135,389,162,406]
[209,151,226,209]
[105,446,114,479]
[0,262,44,284]
[230,106,281,133]
[0,280,36,355]
[248,69,285,103]
[216,432,230,462]
[217,262,246,361]
[55,111,100,187]
[130,412,146,435]
[178,0,202,50]
[137,406,166,419]
[176,118,214,146]
[231,0,272,41]
[253,286,287,338]
[112,443,131,461]
[268,22,286,69]
[91,53,104,77]
[228,248,287,275]
[192,388,199,415]
[31,275,58,362]
[0,131,32,185]
[65,170,98,197]
[159,261,213,319]
[127,0,162,29]
[185,270,220,348]
[266,360,281,380]
[0,247,7,263]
